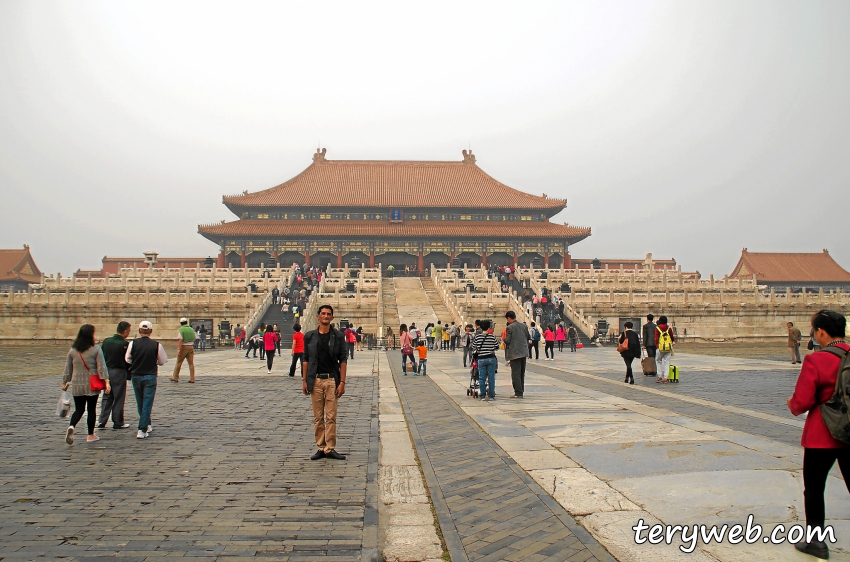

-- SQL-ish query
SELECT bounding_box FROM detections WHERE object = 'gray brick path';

[388,353,614,562]
[0,356,377,561]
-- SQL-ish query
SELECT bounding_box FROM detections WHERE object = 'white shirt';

[125,337,168,366]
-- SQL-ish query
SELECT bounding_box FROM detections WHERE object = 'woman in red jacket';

[263,328,280,374]
[788,309,849,559]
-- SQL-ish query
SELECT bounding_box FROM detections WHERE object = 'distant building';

[730,248,850,292]
[197,149,591,271]
[0,245,42,292]
[77,253,211,277]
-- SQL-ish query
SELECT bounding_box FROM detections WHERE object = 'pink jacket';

[555,326,566,341]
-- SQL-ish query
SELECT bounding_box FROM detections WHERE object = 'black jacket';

[619,330,641,359]
[303,327,348,392]
[642,322,657,347]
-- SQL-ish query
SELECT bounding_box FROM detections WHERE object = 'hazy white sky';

[1,0,848,276]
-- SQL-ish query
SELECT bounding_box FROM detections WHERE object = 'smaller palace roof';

[0,245,42,284]
[731,249,850,283]
[198,220,590,242]
[221,149,567,216]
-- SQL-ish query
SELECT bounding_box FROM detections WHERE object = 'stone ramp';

[421,277,456,325]
[388,352,614,562]
[393,277,441,327]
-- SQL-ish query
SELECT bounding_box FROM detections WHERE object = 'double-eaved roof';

[731,249,850,283]
[221,149,567,216]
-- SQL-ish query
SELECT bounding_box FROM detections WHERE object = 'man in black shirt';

[97,321,132,429]
[302,304,348,460]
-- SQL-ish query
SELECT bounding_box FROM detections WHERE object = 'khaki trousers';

[172,345,195,381]
[311,377,338,453]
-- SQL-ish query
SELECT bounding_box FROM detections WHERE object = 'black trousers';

[623,356,634,383]
[803,448,850,530]
[645,345,657,358]
[528,341,539,359]
[557,340,564,352]
[510,357,526,396]
[70,394,99,435]
[545,341,554,358]
[289,352,304,377]
[266,349,275,370]
[98,369,127,427]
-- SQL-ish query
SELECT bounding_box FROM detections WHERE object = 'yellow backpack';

[657,327,673,353]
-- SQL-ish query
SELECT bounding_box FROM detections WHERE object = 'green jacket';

[178,325,196,343]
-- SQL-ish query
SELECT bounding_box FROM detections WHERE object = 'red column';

[449,251,455,268]
[544,252,549,268]
[240,250,246,268]
[513,252,518,267]
[369,251,375,268]
[336,251,343,268]
[273,250,279,267]
[304,249,310,267]
[417,251,424,272]
[481,251,487,267]
[217,251,225,268]
[563,251,572,269]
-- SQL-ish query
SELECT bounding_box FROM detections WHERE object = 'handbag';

[79,352,106,392]
[402,346,414,355]
[617,333,629,354]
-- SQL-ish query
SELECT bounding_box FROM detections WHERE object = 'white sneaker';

[65,426,74,445]
[268,370,272,374]
[146,425,152,433]
[136,430,148,439]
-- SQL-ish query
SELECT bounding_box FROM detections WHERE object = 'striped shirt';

[472,332,499,358]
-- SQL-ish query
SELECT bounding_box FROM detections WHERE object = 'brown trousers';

[311,377,338,453]
[172,345,195,381]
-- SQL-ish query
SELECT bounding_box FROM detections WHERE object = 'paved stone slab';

[388,352,615,562]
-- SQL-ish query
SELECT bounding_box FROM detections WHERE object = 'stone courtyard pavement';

[0,348,378,561]
[5,344,850,561]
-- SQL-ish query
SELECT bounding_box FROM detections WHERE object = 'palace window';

[460,215,471,220]
[257,213,269,219]
[409,214,416,220]
[521,215,532,221]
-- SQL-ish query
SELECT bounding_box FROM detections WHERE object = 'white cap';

[180,317,188,323]
[139,321,153,330]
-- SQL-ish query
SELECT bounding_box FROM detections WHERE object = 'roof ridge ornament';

[462,149,475,164]
[313,147,327,163]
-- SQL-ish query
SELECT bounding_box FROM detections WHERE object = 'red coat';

[263,331,280,351]
[788,343,850,448]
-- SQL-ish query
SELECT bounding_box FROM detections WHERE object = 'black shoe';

[325,449,346,460]
[310,450,326,460]
[795,540,829,559]
[95,423,106,429]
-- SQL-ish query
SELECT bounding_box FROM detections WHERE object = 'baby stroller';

[466,359,480,398]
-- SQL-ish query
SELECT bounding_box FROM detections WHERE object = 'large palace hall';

[198,149,591,271]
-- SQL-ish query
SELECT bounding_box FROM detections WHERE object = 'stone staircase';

[380,279,400,331]
[421,277,456,326]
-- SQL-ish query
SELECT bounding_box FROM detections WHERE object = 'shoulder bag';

[79,351,106,392]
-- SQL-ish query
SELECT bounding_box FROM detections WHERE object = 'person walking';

[789,321,803,364]
[543,325,555,360]
[125,321,167,439]
[199,324,208,351]
[442,324,451,351]
[345,325,357,359]
[642,314,657,359]
[425,323,434,350]
[289,323,305,377]
[787,310,850,559]
[461,324,475,367]
[263,326,280,374]
[618,322,641,384]
[399,324,417,375]
[62,324,111,444]
[528,322,540,360]
[386,326,395,350]
[608,324,617,344]
[96,321,132,430]
[171,317,196,383]
[302,304,348,461]
[473,320,499,401]
[654,316,676,383]
[555,323,566,352]
[504,311,530,399]
[234,324,242,350]
[416,340,428,375]
[273,324,282,355]
[257,324,267,361]
[449,322,458,351]
[355,326,364,351]
[567,324,579,352]
[433,322,443,351]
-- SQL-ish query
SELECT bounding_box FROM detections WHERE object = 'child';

[416,341,428,376]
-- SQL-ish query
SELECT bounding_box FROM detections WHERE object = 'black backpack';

[819,346,850,444]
